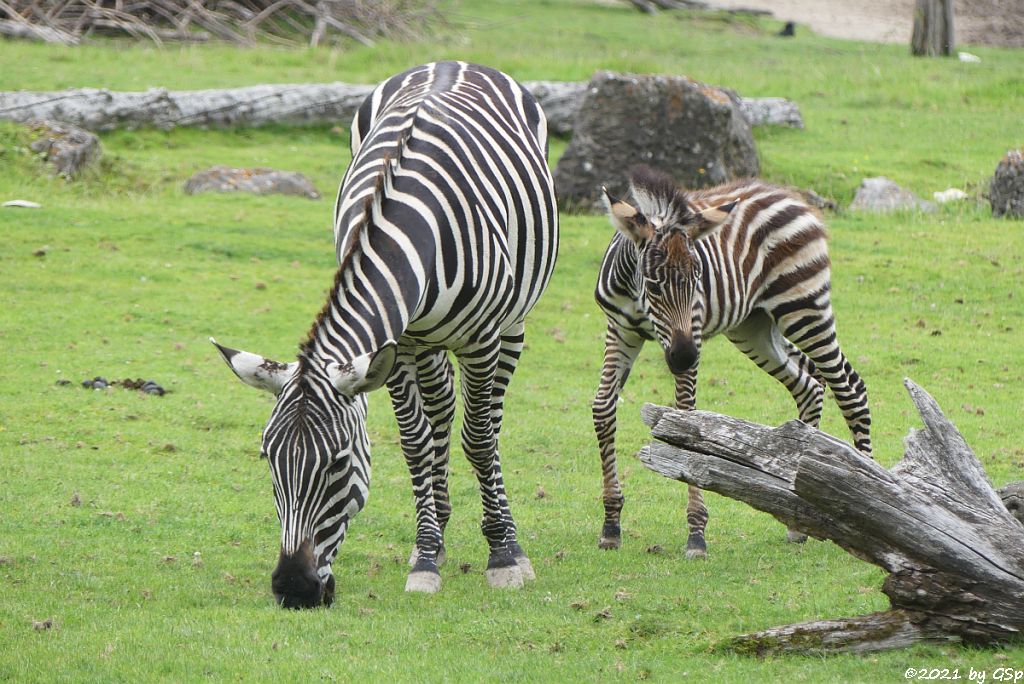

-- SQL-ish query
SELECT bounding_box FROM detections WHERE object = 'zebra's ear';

[687,200,737,241]
[602,186,653,246]
[328,342,397,397]
[210,338,297,395]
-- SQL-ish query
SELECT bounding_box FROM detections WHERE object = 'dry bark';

[638,379,1024,655]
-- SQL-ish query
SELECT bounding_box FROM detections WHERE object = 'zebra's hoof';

[786,529,809,544]
[485,564,524,589]
[405,570,442,593]
[514,554,536,581]
[685,548,708,560]
[598,536,621,550]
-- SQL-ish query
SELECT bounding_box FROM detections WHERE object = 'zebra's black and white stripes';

[214,61,558,606]
[593,166,870,556]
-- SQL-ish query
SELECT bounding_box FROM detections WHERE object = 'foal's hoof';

[405,571,442,593]
[685,533,707,560]
[485,564,524,589]
[786,529,809,544]
[599,522,622,550]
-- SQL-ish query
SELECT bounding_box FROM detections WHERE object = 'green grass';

[2,1,1024,681]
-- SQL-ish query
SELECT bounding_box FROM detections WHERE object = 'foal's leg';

[672,365,711,559]
[726,310,826,542]
[592,324,645,550]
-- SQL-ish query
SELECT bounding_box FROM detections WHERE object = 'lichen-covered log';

[639,379,1024,655]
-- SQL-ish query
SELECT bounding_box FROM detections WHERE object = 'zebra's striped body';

[593,167,870,555]
[214,61,558,606]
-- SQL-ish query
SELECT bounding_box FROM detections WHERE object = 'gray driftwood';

[638,379,1024,655]
[0,82,802,135]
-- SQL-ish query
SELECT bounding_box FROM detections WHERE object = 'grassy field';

[2,1,1024,681]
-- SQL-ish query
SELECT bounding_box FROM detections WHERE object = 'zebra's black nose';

[271,544,330,609]
[665,332,699,375]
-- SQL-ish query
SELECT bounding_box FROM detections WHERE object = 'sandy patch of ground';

[703,0,1024,47]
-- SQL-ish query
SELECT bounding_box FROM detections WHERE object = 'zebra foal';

[212,61,558,607]
[593,166,871,556]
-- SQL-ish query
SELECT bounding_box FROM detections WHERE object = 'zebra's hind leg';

[673,366,710,559]
[489,324,534,580]
[726,311,827,543]
[770,302,872,454]
[592,324,644,550]
[387,346,444,593]
[407,349,456,570]
[457,339,523,589]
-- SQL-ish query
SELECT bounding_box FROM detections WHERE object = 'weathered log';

[0,81,802,135]
[638,379,1024,654]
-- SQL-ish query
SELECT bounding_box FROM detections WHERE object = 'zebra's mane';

[628,165,691,228]
[299,148,401,360]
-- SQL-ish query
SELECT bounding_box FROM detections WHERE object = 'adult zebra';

[593,165,870,556]
[211,61,558,607]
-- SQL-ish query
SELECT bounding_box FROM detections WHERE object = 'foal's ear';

[210,338,297,395]
[686,200,737,241]
[602,186,654,246]
[327,342,397,397]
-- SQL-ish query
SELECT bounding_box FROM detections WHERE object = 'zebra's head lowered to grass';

[603,166,736,375]
[210,337,396,608]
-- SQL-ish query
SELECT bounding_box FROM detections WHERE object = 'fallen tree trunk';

[638,379,1024,655]
[0,82,802,134]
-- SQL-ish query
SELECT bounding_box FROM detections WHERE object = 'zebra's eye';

[646,281,663,298]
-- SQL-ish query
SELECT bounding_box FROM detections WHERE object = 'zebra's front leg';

[592,325,644,550]
[457,341,523,589]
[674,366,709,559]
[387,348,444,593]
[406,349,456,570]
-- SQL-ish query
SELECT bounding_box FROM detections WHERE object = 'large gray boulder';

[27,120,101,178]
[991,150,1024,218]
[553,71,759,211]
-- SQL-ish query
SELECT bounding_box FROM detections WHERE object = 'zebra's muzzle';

[271,542,334,609]
[665,331,699,375]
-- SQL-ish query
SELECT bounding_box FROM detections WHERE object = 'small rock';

[958,51,981,63]
[28,120,101,179]
[184,166,321,199]
[82,377,108,390]
[4,200,42,208]
[32,618,54,631]
[850,177,936,213]
[535,485,547,499]
[933,188,968,203]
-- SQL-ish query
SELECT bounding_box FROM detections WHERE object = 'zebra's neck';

[301,236,430,367]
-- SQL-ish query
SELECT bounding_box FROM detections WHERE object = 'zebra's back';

[333,62,558,348]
